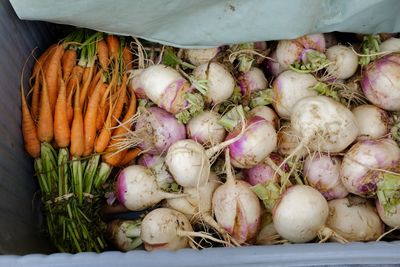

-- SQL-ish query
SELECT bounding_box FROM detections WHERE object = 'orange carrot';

[118,148,141,166]
[31,44,56,82]
[88,68,103,97]
[62,49,77,81]
[103,91,137,166]
[66,65,84,98]
[79,65,95,108]
[54,76,71,148]
[20,76,40,158]
[96,83,109,131]
[45,44,64,112]
[122,45,133,70]
[31,78,41,123]
[97,39,109,70]
[81,66,91,86]
[106,35,120,59]
[83,80,103,156]
[70,84,84,157]
[37,72,53,143]
[110,74,128,127]
[94,105,112,153]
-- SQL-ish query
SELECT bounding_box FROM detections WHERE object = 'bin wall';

[0,0,55,255]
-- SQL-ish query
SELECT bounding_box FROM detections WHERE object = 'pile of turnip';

[104,32,400,252]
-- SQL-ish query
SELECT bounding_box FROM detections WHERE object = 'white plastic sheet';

[9,0,400,47]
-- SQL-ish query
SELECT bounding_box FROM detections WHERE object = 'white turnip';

[325,45,358,79]
[247,106,279,130]
[137,154,174,190]
[352,104,390,140]
[187,111,226,147]
[107,220,142,251]
[184,47,219,66]
[237,67,268,98]
[326,196,384,242]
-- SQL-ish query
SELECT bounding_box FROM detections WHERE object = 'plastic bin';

[0,0,399,266]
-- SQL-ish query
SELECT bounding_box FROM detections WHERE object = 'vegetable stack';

[20,29,138,252]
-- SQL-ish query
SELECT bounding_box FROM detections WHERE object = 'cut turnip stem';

[247,106,279,130]
[116,165,184,211]
[325,45,359,80]
[272,70,318,119]
[192,62,235,104]
[225,116,277,169]
[340,139,400,197]
[187,111,226,147]
[352,104,390,141]
[140,208,231,251]
[326,196,384,242]
[361,54,400,111]
[212,149,261,244]
[228,42,269,72]
[107,219,142,251]
[272,185,345,243]
[376,173,400,228]
[184,47,219,66]
[276,34,326,71]
[304,153,348,200]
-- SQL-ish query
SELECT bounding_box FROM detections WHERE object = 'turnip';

[264,50,285,77]
[184,47,219,66]
[212,149,261,244]
[272,70,318,119]
[290,95,358,153]
[304,153,348,200]
[166,114,247,188]
[377,200,400,228]
[379,37,400,52]
[340,139,400,197]
[247,106,279,130]
[325,45,358,79]
[326,196,384,242]
[272,185,345,243]
[277,123,308,158]
[237,67,268,98]
[361,54,400,111]
[352,104,390,140]
[192,62,235,104]
[276,34,326,70]
[187,111,226,147]
[228,42,268,72]
[128,69,147,99]
[132,106,186,155]
[116,165,183,211]
[256,212,281,245]
[139,64,193,114]
[225,116,277,169]
[137,154,174,190]
[243,153,284,186]
[107,220,142,251]
[140,208,229,251]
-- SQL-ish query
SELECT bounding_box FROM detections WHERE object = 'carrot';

[31,78,41,123]
[81,66,91,86]
[106,35,120,59]
[83,80,103,156]
[118,148,141,166]
[66,65,84,98]
[54,76,71,148]
[31,44,56,82]
[37,72,53,143]
[94,103,113,153]
[20,75,40,158]
[110,73,128,127]
[79,65,95,108]
[96,83,109,131]
[44,44,64,112]
[70,84,85,157]
[103,91,137,166]
[122,45,133,70]
[97,39,109,70]
[88,69,103,97]
[62,49,77,81]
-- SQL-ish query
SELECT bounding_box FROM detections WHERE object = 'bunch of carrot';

[20,29,140,252]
